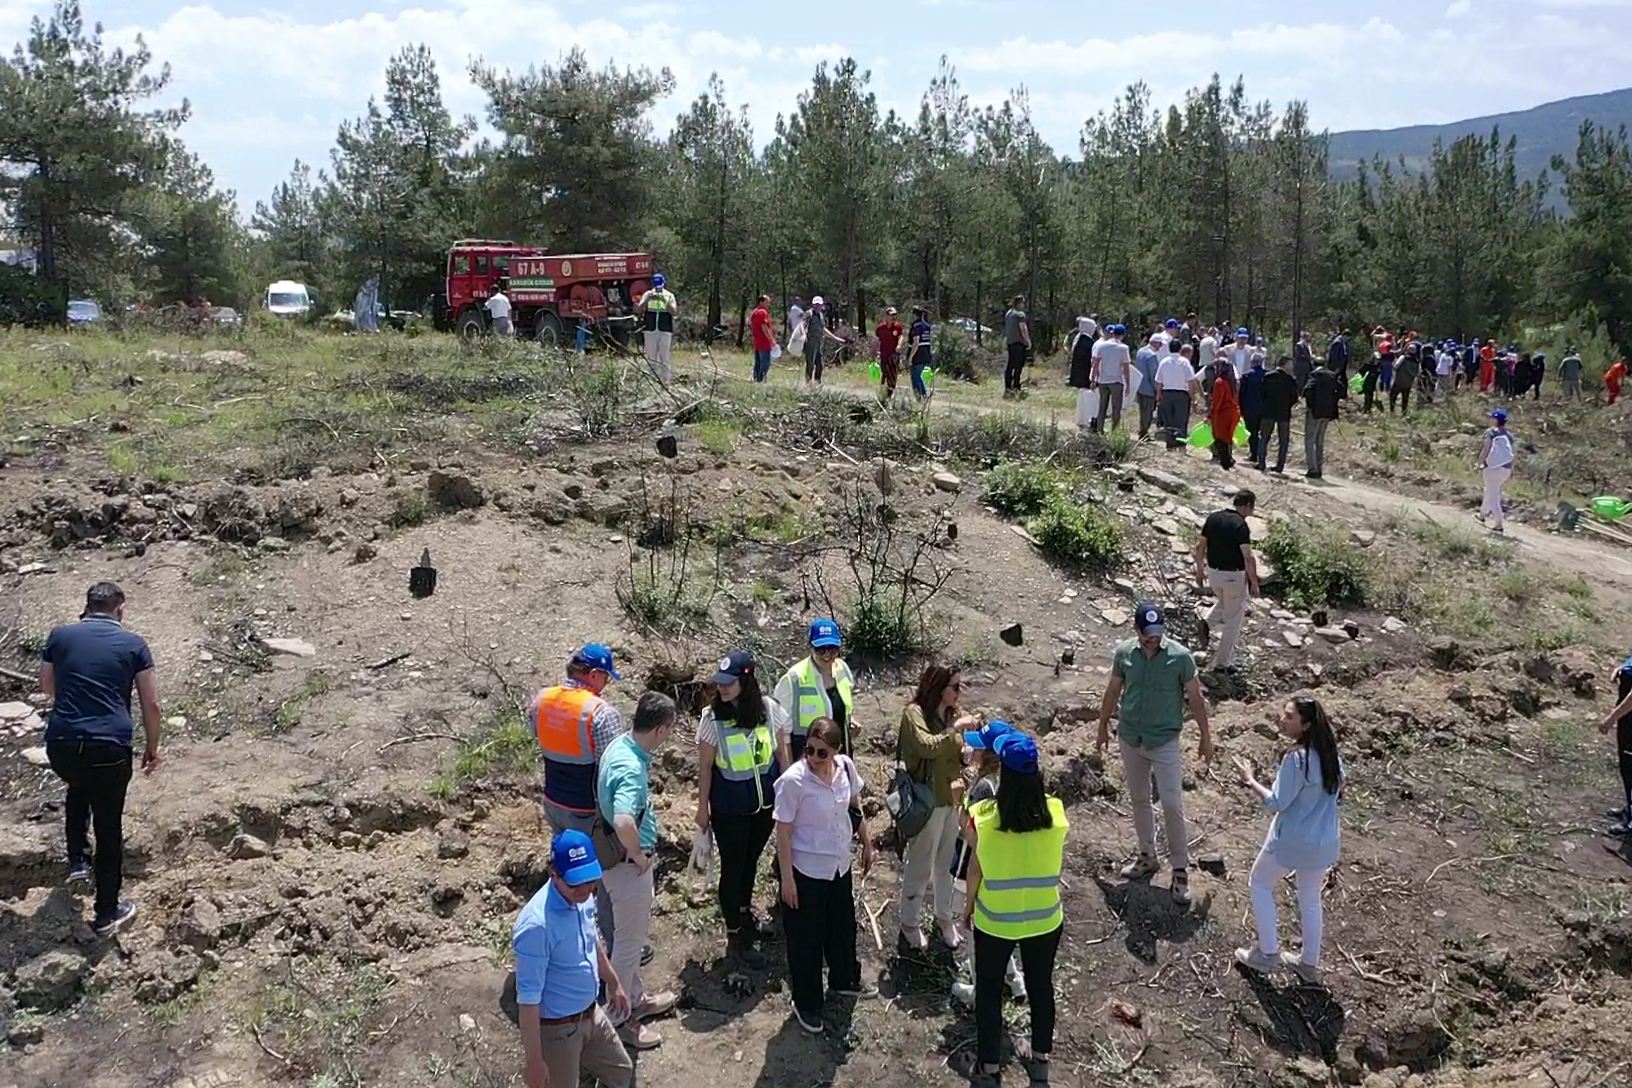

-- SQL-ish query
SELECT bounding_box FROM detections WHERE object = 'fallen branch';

[251,1022,291,1065]
[863,896,887,952]
[1424,857,1462,886]
[1338,942,1403,987]
[0,664,35,685]
[826,439,860,466]
[279,415,341,442]
[377,732,463,754]
[366,651,411,671]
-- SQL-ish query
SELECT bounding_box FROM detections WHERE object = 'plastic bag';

[770,344,782,360]
[685,827,715,891]
[788,325,808,355]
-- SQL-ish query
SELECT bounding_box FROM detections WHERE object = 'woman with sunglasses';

[773,717,878,1034]
[1232,694,1345,985]
[897,664,979,951]
[773,618,857,761]
[961,731,1066,1085]
[696,650,794,969]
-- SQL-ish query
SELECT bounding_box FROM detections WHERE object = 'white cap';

[812,295,825,306]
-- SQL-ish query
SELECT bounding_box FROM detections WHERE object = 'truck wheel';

[534,310,564,347]
[456,310,484,342]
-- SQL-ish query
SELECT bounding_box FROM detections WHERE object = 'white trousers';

[601,861,654,1022]
[898,805,958,928]
[644,330,674,384]
[1249,847,1327,967]
[1480,464,1510,529]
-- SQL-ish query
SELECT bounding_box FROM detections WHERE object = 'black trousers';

[713,808,775,933]
[1159,390,1191,447]
[1213,439,1235,470]
[1244,414,1265,464]
[1264,416,1291,469]
[1005,343,1027,390]
[805,349,824,383]
[46,739,133,919]
[782,867,860,1013]
[975,924,1061,1065]
[1361,371,1379,412]
[1389,385,1412,414]
[1618,672,1632,812]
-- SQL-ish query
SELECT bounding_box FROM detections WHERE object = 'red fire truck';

[433,239,655,345]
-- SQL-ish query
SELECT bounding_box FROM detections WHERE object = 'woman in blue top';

[1476,408,1516,534]
[1232,694,1344,984]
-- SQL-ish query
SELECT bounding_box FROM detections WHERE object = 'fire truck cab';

[434,239,655,346]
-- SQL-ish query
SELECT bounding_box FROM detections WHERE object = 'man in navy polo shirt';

[515,829,633,1088]
[40,581,163,935]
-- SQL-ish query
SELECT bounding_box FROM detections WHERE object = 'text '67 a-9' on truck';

[431,239,655,346]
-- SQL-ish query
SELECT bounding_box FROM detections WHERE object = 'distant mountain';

[1327,87,1632,196]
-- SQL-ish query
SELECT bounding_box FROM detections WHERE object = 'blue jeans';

[911,352,931,396]
[753,348,772,382]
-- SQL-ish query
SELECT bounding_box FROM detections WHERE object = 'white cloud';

[1446,0,1472,17]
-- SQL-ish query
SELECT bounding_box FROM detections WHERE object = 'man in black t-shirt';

[1192,491,1261,673]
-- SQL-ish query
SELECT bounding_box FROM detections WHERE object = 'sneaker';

[792,1005,824,1035]
[67,860,92,885]
[617,1021,663,1050]
[1118,854,1160,881]
[1023,1055,1051,1084]
[640,944,655,967]
[93,900,137,937]
[1171,869,1192,908]
[1234,947,1281,975]
[898,926,928,952]
[950,981,976,1007]
[1280,952,1322,985]
[1007,971,1029,1002]
[633,991,678,1020]
[1608,820,1632,838]
[833,980,880,999]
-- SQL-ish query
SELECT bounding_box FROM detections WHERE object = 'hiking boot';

[1234,947,1281,975]
[1171,868,1192,908]
[633,991,678,1021]
[1280,952,1322,985]
[617,1021,663,1050]
[728,931,767,969]
[792,1005,824,1035]
[93,901,137,937]
[1118,854,1160,881]
[67,860,92,885]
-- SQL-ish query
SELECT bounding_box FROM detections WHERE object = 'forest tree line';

[4,0,1632,356]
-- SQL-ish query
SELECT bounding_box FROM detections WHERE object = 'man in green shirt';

[597,691,679,1049]
[1095,603,1214,907]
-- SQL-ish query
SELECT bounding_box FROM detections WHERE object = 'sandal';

[1171,868,1192,907]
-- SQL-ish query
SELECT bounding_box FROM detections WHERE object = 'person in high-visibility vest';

[961,730,1066,1085]
[773,618,857,761]
[695,650,794,968]
[636,273,678,385]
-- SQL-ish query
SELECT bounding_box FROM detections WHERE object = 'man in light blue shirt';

[1133,334,1163,440]
[596,692,678,1050]
[513,830,632,1088]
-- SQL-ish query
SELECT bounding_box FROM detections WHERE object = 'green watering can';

[923,368,937,386]
[1590,496,1632,521]
[868,360,882,383]
[1187,421,1250,448]
[1349,373,1364,394]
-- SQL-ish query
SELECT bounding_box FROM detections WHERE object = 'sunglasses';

[805,745,833,761]
[814,646,841,656]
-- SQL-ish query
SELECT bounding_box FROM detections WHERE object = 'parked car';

[210,307,242,327]
[67,299,102,325]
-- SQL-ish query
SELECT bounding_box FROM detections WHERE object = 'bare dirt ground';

[2,329,1631,1088]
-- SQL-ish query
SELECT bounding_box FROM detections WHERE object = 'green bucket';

[1349,373,1364,393]
[1235,420,1249,445]
[1187,422,1212,448]
[868,360,882,383]
[923,368,937,386]
[1590,496,1632,521]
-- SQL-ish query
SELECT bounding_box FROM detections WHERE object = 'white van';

[265,280,312,317]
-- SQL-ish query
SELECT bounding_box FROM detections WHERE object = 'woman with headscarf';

[1209,362,1241,471]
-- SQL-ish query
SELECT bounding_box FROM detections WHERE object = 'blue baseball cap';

[1133,601,1164,635]
[571,643,622,680]
[808,618,842,649]
[994,731,1039,774]
[964,719,1015,750]
[1164,318,1179,329]
[1489,408,1508,423]
[651,273,666,289]
[551,829,602,886]
[1235,327,1249,338]
[712,649,757,685]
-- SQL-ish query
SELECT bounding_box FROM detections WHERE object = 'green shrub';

[1027,496,1122,568]
[1261,521,1368,608]
[981,461,1071,518]
[845,589,929,660]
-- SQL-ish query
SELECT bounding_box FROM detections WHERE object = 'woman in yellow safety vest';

[961,731,1066,1085]
[773,618,856,760]
[696,649,794,969]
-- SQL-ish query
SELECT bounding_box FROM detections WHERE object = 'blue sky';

[6,0,1632,214]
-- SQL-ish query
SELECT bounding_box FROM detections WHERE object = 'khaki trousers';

[1118,737,1190,869]
[1206,568,1250,669]
[601,861,654,1023]
[539,1005,633,1088]
[898,805,959,928]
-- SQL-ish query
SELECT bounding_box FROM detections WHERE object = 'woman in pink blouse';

[774,718,878,1035]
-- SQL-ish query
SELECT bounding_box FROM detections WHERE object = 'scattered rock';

[133,948,204,1004]
[1428,637,1470,671]
[226,833,270,860]
[1351,529,1377,548]
[1341,619,1361,639]
[9,1018,44,1047]
[1381,616,1408,634]
[353,543,378,564]
[1152,518,1180,536]
[932,471,963,493]
[1313,627,1351,644]
[14,950,88,1011]
[262,638,317,658]
[1101,608,1129,627]
[437,828,471,860]
[459,1013,477,1033]
[1135,466,1189,495]
[177,898,223,951]
[21,746,49,766]
[1283,631,1305,648]
[428,470,485,510]
[1196,853,1228,877]
[0,701,33,722]
[338,488,360,508]
[1286,1056,1332,1084]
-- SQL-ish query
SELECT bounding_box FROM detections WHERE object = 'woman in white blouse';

[774,717,878,1035]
